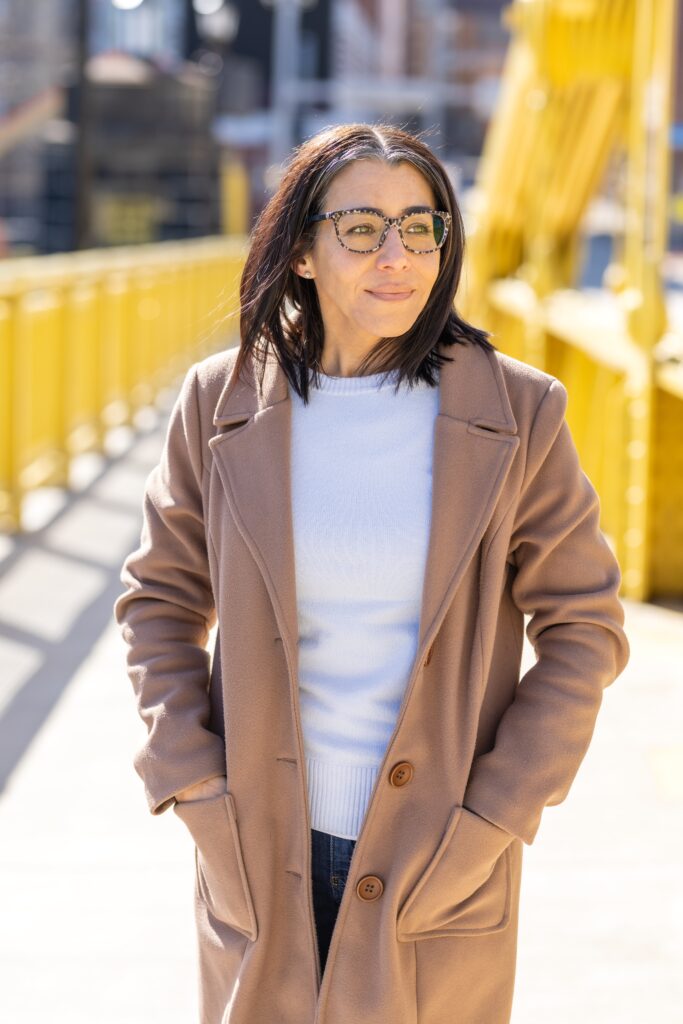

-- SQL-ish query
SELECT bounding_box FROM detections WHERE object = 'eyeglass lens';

[336,212,446,252]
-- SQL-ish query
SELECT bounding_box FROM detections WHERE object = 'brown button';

[424,644,434,666]
[356,875,384,901]
[389,761,414,787]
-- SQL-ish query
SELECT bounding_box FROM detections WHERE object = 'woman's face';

[294,159,442,356]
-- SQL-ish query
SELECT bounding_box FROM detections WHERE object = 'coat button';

[356,875,384,901]
[424,644,434,667]
[389,761,414,787]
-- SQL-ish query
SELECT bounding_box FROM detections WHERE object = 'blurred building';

[89,0,187,61]
[215,0,510,220]
[440,0,509,168]
[44,52,222,252]
[0,0,512,253]
[0,0,73,252]
[0,0,222,254]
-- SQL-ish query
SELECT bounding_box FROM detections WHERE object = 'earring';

[304,271,312,278]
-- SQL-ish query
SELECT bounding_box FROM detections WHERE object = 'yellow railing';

[479,282,683,598]
[0,236,246,532]
[461,0,681,601]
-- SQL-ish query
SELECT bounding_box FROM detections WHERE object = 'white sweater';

[289,365,440,839]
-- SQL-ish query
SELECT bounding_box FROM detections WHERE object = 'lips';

[366,289,414,301]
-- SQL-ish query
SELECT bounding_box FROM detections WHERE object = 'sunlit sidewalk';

[0,396,200,1024]
[0,395,681,1024]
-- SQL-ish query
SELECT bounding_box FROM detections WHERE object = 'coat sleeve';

[463,377,630,845]
[113,363,226,816]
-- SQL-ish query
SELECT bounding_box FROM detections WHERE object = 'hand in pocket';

[397,806,514,937]
[173,791,258,940]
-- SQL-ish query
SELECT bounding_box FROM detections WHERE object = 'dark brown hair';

[236,122,495,403]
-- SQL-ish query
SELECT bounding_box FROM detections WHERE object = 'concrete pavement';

[0,382,681,1024]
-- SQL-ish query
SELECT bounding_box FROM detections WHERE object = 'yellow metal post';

[0,294,18,530]
[619,0,677,599]
[220,154,250,236]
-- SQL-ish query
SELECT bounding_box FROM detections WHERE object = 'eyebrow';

[348,205,434,215]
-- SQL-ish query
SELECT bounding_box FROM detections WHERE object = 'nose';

[376,223,409,265]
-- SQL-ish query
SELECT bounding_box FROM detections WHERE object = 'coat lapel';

[416,344,520,649]
[208,352,300,654]
[208,341,519,667]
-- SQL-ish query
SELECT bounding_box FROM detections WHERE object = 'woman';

[114,123,629,1024]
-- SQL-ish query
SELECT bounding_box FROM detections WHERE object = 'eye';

[403,214,433,235]
[337,212,384,238]
[346,222,378,235]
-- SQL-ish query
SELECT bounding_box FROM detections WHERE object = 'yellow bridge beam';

[461,0,681,601]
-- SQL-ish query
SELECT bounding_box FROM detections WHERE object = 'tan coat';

[114,339,629,1024]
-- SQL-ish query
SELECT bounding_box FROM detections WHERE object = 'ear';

[292,257,314,279]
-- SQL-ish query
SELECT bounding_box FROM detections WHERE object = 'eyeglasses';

[306,207,452,254]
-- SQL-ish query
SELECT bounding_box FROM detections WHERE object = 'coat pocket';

[396,805,513,941]
[173,791,258,941]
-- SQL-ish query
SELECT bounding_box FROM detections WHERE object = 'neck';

[319,341,381,378]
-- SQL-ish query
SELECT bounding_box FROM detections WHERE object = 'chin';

[360,313,416,333]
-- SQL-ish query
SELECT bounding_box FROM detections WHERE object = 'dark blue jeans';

[311,828,357,974]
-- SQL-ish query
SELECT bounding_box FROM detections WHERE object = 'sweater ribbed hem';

[306,756,379,839]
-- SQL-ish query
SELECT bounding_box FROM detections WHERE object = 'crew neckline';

[308,366,402,394]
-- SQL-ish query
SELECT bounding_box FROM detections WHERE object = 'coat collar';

[212,339,517,434]
[208,341,519,675]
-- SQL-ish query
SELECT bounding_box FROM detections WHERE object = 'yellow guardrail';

[0,236,246,532]
[462,0,681,601]
[477,283,683,599]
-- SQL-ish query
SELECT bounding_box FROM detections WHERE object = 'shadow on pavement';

[0,416,169,795]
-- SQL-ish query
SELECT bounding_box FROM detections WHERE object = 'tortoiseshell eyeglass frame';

[305,207,452,255]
